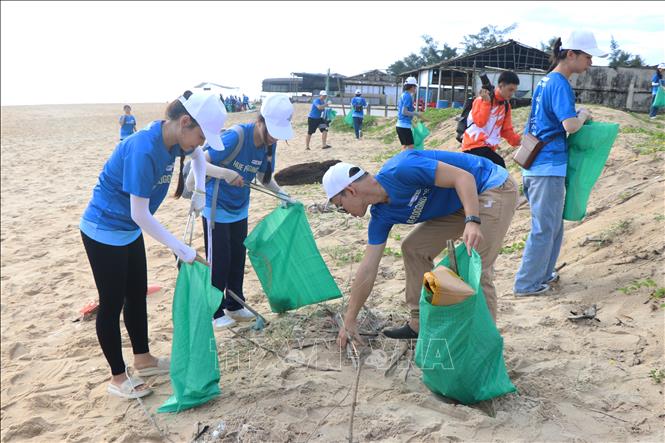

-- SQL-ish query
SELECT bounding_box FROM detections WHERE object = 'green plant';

[617,278,657,294]
[322,245,364,266]
[649,368,665,384]
[654,214,665,222]
[500,235,527,254]
[620,126,665,154]
[426,137,445,148]
[422,107,462,127]
[596,219,633,245]
[383,247,403,258]
[373,146,401,163]
[391,232,402,241]
[381,131,398,145]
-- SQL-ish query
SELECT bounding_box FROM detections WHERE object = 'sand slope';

[1,103,663,442]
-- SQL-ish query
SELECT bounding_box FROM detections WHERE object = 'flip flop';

[322,145,332,149]
[136,357,170,377]
[107,376,152,399]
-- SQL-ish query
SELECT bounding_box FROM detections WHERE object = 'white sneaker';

[212,316,236,329]
[225,308,255,322]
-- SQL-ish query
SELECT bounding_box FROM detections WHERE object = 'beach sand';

[1,102,663,442]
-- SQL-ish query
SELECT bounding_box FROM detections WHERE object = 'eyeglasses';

[328,195,348,213]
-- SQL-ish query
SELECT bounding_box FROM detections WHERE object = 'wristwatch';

[464,215,481,225]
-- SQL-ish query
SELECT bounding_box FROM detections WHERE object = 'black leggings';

[81,231,149,376]
[464,146,506,168]
[202,217,248,319]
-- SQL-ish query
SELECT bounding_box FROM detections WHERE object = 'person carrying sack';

[79,90,227,399]
[200,93,298,329]
[306,90,332,150]
[513,31,607,297]
[321,150,517,345]
[350,89,367,140]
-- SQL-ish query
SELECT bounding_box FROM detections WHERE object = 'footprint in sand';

[2,416,52,441]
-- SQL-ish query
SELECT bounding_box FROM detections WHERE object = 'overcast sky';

[2,1,664,105]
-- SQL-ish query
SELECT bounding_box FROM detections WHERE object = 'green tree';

[387,34,458,75]
[461,23,517,54]
[539,36,558,53]
[608,36,646,68]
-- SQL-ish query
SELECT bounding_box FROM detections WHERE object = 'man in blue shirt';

[322,150,517,344]
[119,105,137,141]
[649,63,665,119]
[350,89,367,139]
[396,77,424,150]
[306,90,332,150]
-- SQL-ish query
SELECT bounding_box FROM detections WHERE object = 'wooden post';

[464,70,469,101]
[425,69,430,110]
[437,67,442,107]
[626,75,636,110]
[367,103,371,116]
[337,76,346,116]
[384,103,388,117]
[450,71,454,107]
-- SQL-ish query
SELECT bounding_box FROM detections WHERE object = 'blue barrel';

[437,100,449,108]
[452,101,463,109]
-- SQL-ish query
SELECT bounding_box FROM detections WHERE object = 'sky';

[1,1,664,105]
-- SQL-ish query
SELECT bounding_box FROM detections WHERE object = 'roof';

[193,82,238,90]
[398,40,550,76]
[291,72,347,79]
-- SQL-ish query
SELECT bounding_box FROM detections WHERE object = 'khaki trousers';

[401,176,518,322]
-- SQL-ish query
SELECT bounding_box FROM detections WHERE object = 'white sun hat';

[322,162,366,200]
[179,90,228,151]
[561,30,608,57]
[404,76,418,86]
[319,90,328,96]
[260,93,294,140]
[355,89,362,94]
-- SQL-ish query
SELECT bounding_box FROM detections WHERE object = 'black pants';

[465,146,506,168]
[81,231,149,376]
[202,217,248,319]
[353,117,363,139]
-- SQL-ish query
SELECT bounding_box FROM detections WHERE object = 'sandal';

[136,357,170,377]
[322,144,332,149]
[107,376,152,399]
[382,322,418,340]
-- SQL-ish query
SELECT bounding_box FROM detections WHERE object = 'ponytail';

[166,90,200,199]
[547,37,583,73]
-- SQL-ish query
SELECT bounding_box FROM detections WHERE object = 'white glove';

[190,188,205,217]
[279,194,299,208]
[173,243,196,264]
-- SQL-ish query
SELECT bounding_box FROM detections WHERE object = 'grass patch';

[426,137,445,148]
[381,131,398,145]
[365,117,396,135]
[649,368,665,384]
[329,114,383,134]
[617,278,657,294]
[322,245,363,266]
[383,247,402,258]
[422,107,462,127]
[500,235,527,254]
[372,146,401,163]
[620,126,665,154]
[597,219,633,245]
[654,214,665,222]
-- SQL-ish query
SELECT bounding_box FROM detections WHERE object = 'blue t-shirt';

[367,150,507,245]
[397,91,415,128]
[204,123,275,223]
[351,96,367,118]
[309,98,325,118]
[120,114,136,139]
[652,73,665,95]
[522,72,577,177]
[81,120,183,245]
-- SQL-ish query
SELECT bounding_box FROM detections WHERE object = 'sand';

[1,102,664,442]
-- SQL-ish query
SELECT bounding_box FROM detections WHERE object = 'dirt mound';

[274,159,341,185]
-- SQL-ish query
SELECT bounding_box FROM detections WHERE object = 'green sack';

[414,244,516,404]
[413,122,430,150]
[563,121,619,221]
[654,87,665,108]
[344,110,354,127]
[244,203,342,313]
[158,261,223,413]
[326,108,338,122]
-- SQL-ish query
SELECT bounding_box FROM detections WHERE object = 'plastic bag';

[158,261,223,413]
[344,110,354,127]
[414,243,516,404]
[326,108,338,122]
[563,121,619,221]
[413,122,430,150]
[654,87,665,108]
[244,203,342,313]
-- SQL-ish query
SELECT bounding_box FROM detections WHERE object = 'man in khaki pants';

[321,150,517,346]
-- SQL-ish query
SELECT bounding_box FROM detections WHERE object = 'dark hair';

[656,68,663,80]
[498,71,520,86]
[403,84,416,92]
[547,38,584,73]
[257,115,274,185]
[123,104,131,111]
[339,167,369,196]
[166,90,200,199]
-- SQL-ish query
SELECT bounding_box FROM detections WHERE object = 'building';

[569,66,657,112]
[398,40,550,109]
[343,70,399,105]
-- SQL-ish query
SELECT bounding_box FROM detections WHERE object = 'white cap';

[260,93,294,140]
[404,76,418,86]
[561,30,608,57]
[322,162,366,200]
[658,63,665,69]
[179,90,227,151]
[319,90,328,96]
[355,89,361,95]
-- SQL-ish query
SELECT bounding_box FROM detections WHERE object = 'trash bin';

[437,100,449,108]
[453,101,463,109]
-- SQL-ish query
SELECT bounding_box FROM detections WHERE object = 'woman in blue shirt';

[649,63,665,119]
[396,77,424,150]
[350,90,367,139]
[80,90,227,399]
[119,105,137,141]
[201,93,297,329]
[513,31,606,296]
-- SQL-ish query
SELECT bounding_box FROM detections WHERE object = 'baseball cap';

[179,90,227,151]
[561,30,608,57]
[260,93,294,140]
[404,76,418,86]
[658,63,665,69]
[322,162,366,200]
[355,89,361,95]
[319,90,328,96]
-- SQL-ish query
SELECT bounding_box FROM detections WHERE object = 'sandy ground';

[1,102,664,442]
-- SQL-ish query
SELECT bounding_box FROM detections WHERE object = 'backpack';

[353,99,364,113]
[455,98,509,143]
[181,125,245,199]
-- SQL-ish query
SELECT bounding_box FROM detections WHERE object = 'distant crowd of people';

[222,94,251,113]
